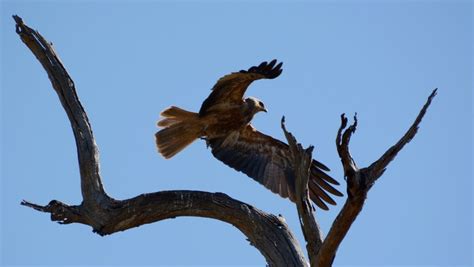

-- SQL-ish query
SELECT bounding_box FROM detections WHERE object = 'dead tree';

[13,15,437,267]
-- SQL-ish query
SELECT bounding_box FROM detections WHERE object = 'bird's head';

[245,97,267,114]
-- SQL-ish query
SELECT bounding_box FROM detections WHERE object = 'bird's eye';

[259,101,264,108]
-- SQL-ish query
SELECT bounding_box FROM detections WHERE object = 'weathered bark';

[14,14,437,267]
[13,15,307,267]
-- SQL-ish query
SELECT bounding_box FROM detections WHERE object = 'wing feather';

[313,177,344,197]
[199,60,283,116]
[309,193,329,211]
[207,125,342,210]
[308,180,337,205]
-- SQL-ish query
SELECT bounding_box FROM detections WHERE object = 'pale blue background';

[1,0,472,266]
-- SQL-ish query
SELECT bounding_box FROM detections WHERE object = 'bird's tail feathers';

[155,106,202,159]
[160,106,196,118]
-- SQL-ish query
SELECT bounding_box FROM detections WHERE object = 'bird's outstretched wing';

[199,60,283,116]
[207,125,343,210]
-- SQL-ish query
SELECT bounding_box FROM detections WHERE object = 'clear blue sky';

[1,1,472,266]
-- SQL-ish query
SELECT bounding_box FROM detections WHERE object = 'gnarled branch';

[281,91,436,267]
[315,89,437,267]
[281,89,437,267]
[13,15,307,267]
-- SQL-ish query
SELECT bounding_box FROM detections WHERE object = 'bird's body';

[156,60,342,210]
[201,98,264,138]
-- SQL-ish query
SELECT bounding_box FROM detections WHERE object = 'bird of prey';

[155,60,342,210]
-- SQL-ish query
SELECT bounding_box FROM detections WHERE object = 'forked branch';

[315,89,437,267]
[283,90,436,267]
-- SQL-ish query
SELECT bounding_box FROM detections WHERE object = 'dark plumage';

[156,60,342,210]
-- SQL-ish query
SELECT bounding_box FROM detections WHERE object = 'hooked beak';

[261,107,268,113]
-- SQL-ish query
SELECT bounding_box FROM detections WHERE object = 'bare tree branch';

[281,117,323,266]
[13,15,108,210]
[367,89,438,187]
[21,191,306,266]
[13,15,307,267]
[315,90,437,267]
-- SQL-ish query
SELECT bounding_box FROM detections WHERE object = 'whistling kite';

[155,60,342,210]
